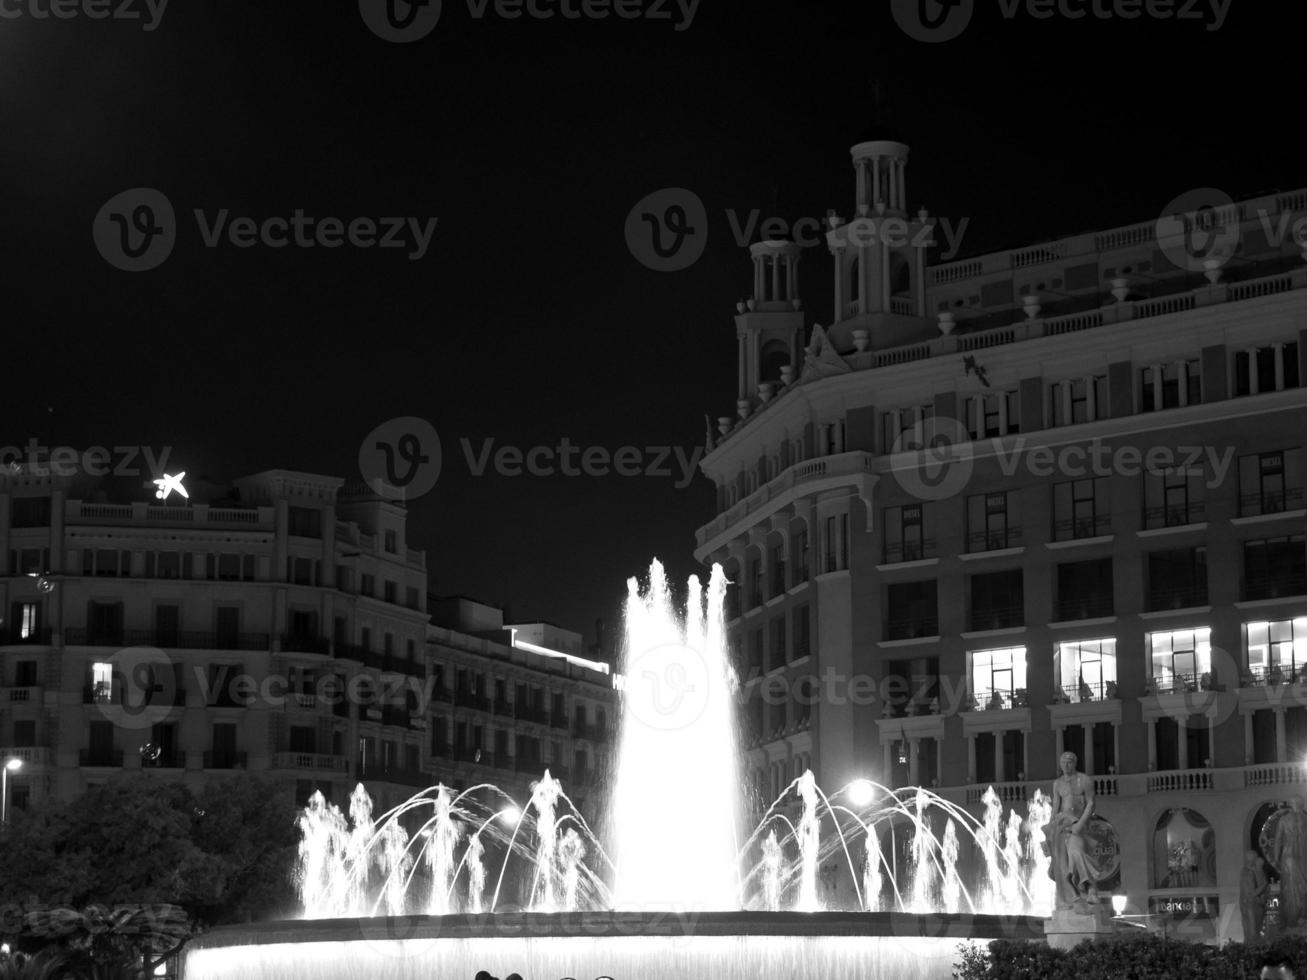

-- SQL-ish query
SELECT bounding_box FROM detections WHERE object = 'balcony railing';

[455,692,492,713]
[572,723,609,741]
[1243,572,1307,602]
[1052,515,1111,541]
[1147,769,1213,792]
[1,627,52,645]
[884,616,939,641]
[967,527,1022,553]
[1055,679,1118,703]
[1242,664,1307,687]
[971,688,1027,711]
[4,686,41,703]
[272,752,347,772]
[515,705,549,725]
[1148,671,1215,695]
[79,749,124,767]
[65,628,269,650]
[1053,595,1114,621]
[1146,584,1208,611]
[967,605,1024,631]
[883,539,937,564]
[964,781,1027,804]
[202,751,248,770]
[280,634,330,656]
[1240,487,1305,518]
[1143,501,1206,529]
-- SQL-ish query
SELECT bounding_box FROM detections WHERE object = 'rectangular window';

[1050,376,1107,427]
[1143,464,1205,528]
[792,604,811,658]
[969,570,1024,631]
[288,506,322,538]
[964,390,1020,438]
[885,580,938,640]
[361,574,376,597]
[1246,618,1307,684]
[967,492,1018,552]
[768,618,786,671]
[1234,342,1300,397]
[1147,547,1208,611]
[1141,359,1200,412]
[384,530,398,553]
[1051,477,1109,540]
[1244,536,1307,601]
[1240,449,1304,516]
[769,543,786,598]
[384,581,397,604]
[1057,638,1117,702]
[971,647,1027,709]
[792,529,810,584]
[1149,628,1212,693]
[1055,559,1114,621]
[884,503,931,563]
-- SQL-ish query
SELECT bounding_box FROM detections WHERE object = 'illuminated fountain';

[182,560,1045,980]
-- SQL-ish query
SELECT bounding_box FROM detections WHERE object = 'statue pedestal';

[1045,906,1114,949]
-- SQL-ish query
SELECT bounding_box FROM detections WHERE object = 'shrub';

[953,933,1307,979]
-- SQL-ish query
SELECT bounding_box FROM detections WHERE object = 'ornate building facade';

[694,132,1307,941]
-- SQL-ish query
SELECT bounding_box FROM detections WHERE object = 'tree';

[0,773,301,930]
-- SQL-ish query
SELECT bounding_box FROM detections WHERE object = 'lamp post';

[1,758,23,827]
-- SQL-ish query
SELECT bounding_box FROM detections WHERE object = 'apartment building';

[694,130,1307,939]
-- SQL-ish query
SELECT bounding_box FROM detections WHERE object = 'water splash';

[907,789,934,913]
[560,829,586,911]
[1025,790,1054,915]
[795,771,821,912]
[979,788,1003,908]
[426,786,461,915]
[940,820,961,914]
[530,774,562,912]
[862,823,881,912]
[761,831,783,911]
[610,561,740,909]
[466,833,486,914]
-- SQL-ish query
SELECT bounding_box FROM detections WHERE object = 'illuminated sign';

[152,472,188,501]
[1148,895,1219,918]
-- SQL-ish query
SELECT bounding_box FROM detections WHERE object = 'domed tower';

[826,117,935,352]
[734,238,805,412]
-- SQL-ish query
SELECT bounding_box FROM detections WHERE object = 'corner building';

[694,130,1307,941]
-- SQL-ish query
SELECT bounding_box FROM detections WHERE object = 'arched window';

[760,339,790,383]
[1153,807,1217,889]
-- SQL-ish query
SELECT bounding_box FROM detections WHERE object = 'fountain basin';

[181,911,1045,980]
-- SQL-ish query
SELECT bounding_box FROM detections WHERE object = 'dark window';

[1244,536,1307,600]
[1056,559,1114,620]
[1240,450,1303,516]
[885,580,938,640]
[969,570,1024,631]
[10,497,50,528]
[1147,547,1208,611]
[288,506,322,538]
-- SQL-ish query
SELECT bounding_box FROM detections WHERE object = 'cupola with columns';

[730,238,805,424]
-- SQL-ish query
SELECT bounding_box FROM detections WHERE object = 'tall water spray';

[610,561,740,909]
[425,786,461,915]
[940,820,961,913]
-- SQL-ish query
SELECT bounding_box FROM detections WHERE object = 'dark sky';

[2,0,1300,649]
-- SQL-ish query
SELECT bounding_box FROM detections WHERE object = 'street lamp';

[1,758,23,827]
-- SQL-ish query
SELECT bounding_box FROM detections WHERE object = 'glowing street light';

[1,757,23,827]
[1112,894,1128,916]
[500,806,522,827]
[847,779,876,808]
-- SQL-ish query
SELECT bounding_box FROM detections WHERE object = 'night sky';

[2,0,1301,649]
